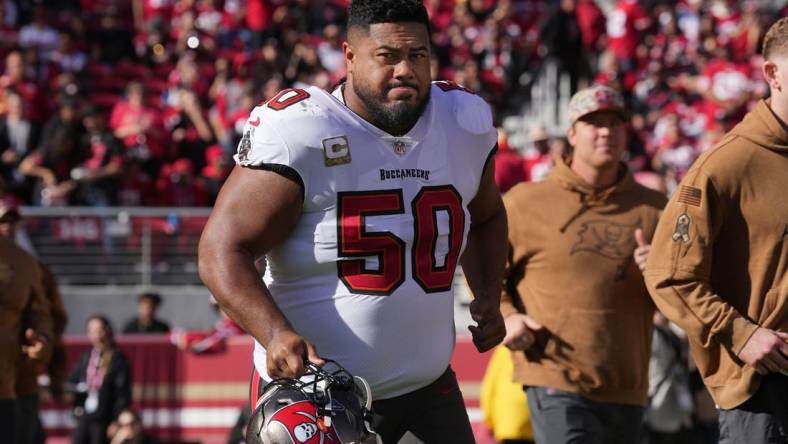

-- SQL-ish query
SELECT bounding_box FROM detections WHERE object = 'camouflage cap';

[567,85,628,125]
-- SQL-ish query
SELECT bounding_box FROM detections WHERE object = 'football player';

[198,1,507,442]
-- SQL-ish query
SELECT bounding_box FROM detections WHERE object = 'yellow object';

[480,347,534,441]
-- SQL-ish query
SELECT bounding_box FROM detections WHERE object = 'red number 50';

[337,186,465,295]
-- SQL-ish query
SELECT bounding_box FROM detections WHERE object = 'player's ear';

[343,41,355,66]
[762,60,781,92]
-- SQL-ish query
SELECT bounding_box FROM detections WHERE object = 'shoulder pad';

[254,87,329,122]
[433,81,493,135]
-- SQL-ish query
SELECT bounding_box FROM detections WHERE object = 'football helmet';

[247,360,376,444]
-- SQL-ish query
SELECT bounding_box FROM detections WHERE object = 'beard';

[352,80,430,136]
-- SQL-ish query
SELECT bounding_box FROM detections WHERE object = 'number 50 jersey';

[235,82,497,400]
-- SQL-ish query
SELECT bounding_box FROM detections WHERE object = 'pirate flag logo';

[237,130,252,163]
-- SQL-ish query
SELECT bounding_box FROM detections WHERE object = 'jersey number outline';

[337,186,465,295]
[266,88,310,111]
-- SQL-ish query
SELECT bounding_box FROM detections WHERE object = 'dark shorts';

[718,373,788,444]
[525,386,644,444]
[250,366,474,444]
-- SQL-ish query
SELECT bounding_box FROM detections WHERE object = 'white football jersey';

[235,82,497,400]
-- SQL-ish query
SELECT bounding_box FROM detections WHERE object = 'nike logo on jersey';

[249,116,261,127]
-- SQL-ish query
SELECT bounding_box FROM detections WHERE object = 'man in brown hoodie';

[500,85,666,443]
[645,17,788,444]
[0,201,68,444]
[0,200,53,444]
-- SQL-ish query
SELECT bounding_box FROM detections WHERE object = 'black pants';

[526,386,644,444]
[371,367,474,444]
[718,373,788,444]
[0,399,17,444]
[15,394,44,444]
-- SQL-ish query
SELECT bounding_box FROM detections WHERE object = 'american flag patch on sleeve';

[677,186,702,207]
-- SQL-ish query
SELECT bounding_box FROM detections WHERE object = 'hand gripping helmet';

[246,360,376,444]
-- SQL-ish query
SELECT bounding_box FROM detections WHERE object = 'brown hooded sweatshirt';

[0,236,52,400]
[645,100,788,409]
[501,159,666,406]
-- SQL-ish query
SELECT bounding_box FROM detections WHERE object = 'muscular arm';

[461,156,508,352]
[198,166,322,377]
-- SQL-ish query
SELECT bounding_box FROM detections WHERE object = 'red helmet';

[247,360,376,444]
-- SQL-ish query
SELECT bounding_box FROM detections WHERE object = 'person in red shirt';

[201,144,230,204]
[109,81,168,172]
[169,296,244,354]
[576,0,606,53]
[606,0,650,69]
[494,130,526,194]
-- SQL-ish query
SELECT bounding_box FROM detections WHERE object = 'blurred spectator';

[494,129,526,194]
[72,106,124,206]
[155,158,208,207]
[0,2,19,56]
[0,88,34,200]
[200,144,231,204]
[539,0,590,93]
[89,8,135,65]
[68,315,131,444]
[0,51,42,124]
[251,39,287,94]
[576,0,606,53]
[116,160,154,207]
[107,409,160,444]
[207,57,249,148]
[522,124,555,182]
[109,81,166,174]
[169,298,244,354]
[607,0,651,69]
[317,23,345,73]
[50,31,88,74]
[122,292,170,334]
[19,98,84,206]
[163,88,214,170]
[18,5,58,61]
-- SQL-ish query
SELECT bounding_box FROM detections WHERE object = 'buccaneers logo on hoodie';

[571,220,636,260]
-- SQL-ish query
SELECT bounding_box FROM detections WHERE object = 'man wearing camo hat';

[499,84,667,443]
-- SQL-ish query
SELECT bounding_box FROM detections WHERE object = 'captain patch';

[322,136,351,166]
[677,186,702,207]
[672,213,691,243]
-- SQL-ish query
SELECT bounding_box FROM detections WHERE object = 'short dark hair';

[138,292,162,306]
[347,0,430,34]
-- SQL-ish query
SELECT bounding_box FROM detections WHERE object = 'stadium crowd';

[0,0,785,208]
